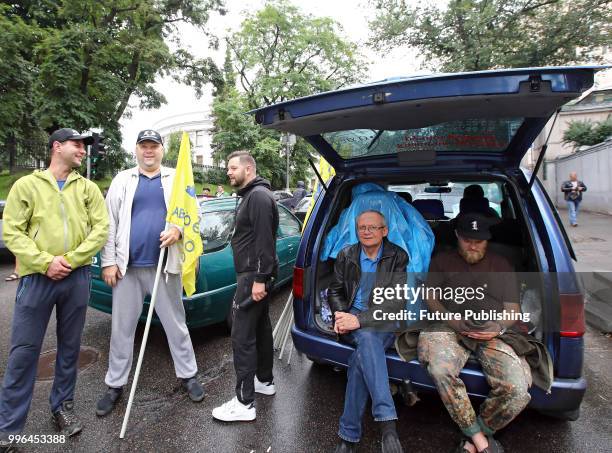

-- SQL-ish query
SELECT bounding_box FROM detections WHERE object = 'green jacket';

[3,169,109,277]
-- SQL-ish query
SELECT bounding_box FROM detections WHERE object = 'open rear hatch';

[252,66,601,173]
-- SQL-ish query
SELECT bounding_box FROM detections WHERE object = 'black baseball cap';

[48,128,94,148]
[136,129,163,145]
[454,212,497,240]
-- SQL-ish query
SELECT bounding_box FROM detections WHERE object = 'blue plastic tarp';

[321,183,434,273]
[320,183,435,315]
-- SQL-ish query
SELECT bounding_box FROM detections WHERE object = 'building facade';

[153,111,215,166]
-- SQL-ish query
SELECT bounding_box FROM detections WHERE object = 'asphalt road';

[0,260,610,453]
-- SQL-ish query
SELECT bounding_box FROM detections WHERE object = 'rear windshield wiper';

[367,130,385,151]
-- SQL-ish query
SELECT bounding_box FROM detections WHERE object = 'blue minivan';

[252,66,602,420]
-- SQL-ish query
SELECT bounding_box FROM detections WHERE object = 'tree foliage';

[563,117,612,147]
[0,0,225,174]
[211,1,367,189]
[368,0,612,72]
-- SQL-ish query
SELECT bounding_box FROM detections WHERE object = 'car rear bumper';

[292,325,585,413]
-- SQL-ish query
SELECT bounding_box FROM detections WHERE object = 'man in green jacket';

[0,128,109,448]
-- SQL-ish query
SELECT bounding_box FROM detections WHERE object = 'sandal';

[454,437,473,453]
[481,436,504,453]
[453,436,504,453]
[4,272,19,282]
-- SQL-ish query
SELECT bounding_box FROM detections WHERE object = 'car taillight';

[560,294,585,337]
[293,267,304,300]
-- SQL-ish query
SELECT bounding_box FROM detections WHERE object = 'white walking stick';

[120,245,167,439]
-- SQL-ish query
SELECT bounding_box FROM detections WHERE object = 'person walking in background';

[561,172,587,227]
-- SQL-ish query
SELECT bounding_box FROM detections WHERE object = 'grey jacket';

[101,166,184,276]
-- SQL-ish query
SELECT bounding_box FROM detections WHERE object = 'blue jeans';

[567,199,580,225]
[338,328,397,442]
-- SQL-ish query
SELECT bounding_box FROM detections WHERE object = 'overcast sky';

[119,0,436,150]
[119,0,612,151]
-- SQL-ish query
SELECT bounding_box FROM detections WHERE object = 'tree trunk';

[7,134,17,174]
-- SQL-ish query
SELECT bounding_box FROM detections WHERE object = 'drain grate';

[36,346,99,381]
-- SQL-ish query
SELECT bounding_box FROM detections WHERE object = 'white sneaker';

[212,397,256,422]
[254,376,276,395]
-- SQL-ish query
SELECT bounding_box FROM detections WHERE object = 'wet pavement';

[0,258,610,452]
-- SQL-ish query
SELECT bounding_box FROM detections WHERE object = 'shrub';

[563,116,612,148]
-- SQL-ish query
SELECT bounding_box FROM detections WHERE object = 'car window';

[295,197,312,212]
[390,181,508,218]
[323,118,523,159]
[278,207,301,237]
[200,209,235,253]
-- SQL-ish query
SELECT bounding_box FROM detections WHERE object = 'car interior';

[312,176,546,349]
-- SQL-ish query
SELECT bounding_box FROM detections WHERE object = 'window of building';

[196,130,205,147]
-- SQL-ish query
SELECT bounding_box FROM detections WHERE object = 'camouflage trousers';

[417,323,532,437]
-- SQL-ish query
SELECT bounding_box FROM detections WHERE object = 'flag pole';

[120,225,168,439]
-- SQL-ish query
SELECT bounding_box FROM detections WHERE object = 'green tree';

[0,5,46,171]
[212,1,366,189]
[563,116,612,147]
[0,0,225,173]
[163,131,184,164]
[368,0,612,72]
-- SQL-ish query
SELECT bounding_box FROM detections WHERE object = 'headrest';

[413,199,445,219]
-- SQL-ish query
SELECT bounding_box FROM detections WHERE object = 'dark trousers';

[231,272,274,405]
[0,266,90,434]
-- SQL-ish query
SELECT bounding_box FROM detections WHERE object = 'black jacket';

[231,176,279,283]
[328,238,408,328]
[561,180,587,202]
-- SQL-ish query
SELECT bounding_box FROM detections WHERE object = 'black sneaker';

[52,401,82,437]
[181,377,205,402]
[334,439,358,453]
[96,386,123,417]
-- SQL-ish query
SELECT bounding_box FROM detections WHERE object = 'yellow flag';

[166,132,203,296]
[302,157,335,230]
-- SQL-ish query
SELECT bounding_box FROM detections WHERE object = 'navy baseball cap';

[136,129,163,145]
[48,128,94,148]
[454,213,497,240]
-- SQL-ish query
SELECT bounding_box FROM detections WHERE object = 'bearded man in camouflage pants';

[418,213,532,453]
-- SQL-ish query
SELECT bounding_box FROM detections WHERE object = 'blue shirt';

[57,180,66,190]
[352,245,383,312]
[129,173,167,267]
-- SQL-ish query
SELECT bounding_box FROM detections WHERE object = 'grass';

[0,170,114,200]
[0,171,29,200]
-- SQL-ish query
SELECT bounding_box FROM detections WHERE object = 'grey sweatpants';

[104,267,198,388]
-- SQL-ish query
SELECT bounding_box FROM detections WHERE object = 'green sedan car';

[88,197,302,329]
